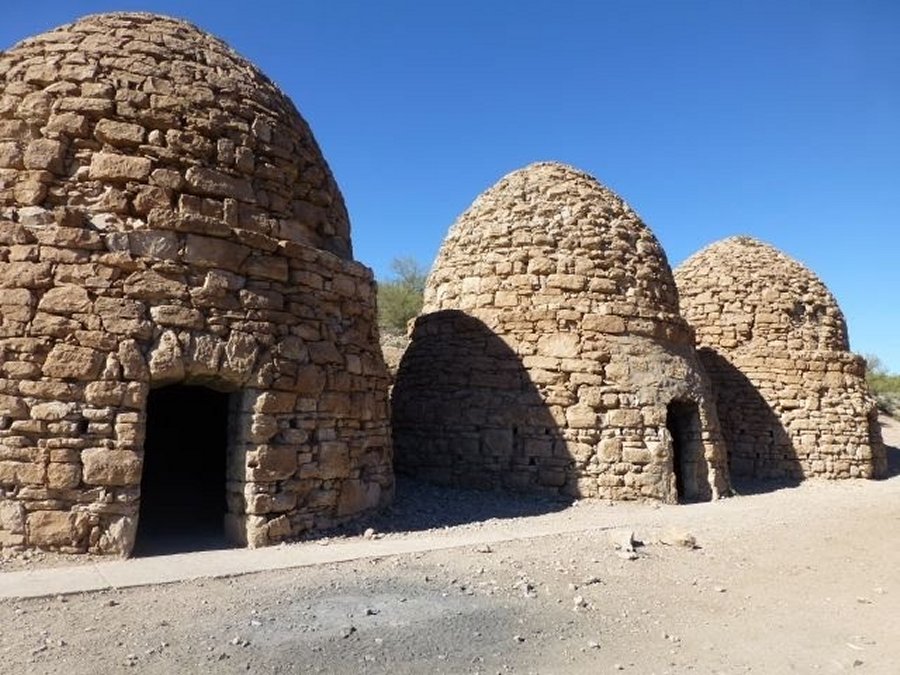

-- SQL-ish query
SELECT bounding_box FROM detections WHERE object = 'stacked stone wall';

[0,13,392,554]
[393,163,730,502]
[0,12,350,258]
[675,237,885,480]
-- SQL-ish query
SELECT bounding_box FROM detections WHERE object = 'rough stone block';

[336,479,381,517]
[37,284,92,314]
[183,234,251,272]
[251,445,297,481]
[318,442,350,480]
[185,166,254,203]
[23,139,65,172]
[0,499,26,532]
[27,510,76,547]
[0,457,45,483]
[82,448,142,486]
[47,462,82,489]
[94,118,145,146]
[253,391,297,414]
[89,152,152,181]
[42,344,105,380]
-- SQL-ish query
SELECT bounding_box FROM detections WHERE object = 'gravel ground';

[0,416,897,674]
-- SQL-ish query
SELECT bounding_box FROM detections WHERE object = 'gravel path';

[0,416,897,674]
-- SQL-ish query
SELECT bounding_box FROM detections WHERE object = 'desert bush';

[865,354,900,416]
[377,257,427,334]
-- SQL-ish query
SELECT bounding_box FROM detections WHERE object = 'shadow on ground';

[727,476,804,497]
[321,476,573,537]
[131,529,236,557]
[880,418,900,478]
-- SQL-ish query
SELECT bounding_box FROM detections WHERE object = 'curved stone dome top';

[0,12,351,258]
[424,162,681,321]
[675,236,849,352]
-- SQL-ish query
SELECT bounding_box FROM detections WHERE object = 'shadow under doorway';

[666,399,708,503]
[133,384,235,556]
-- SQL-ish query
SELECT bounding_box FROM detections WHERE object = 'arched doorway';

[134,384,234,555]
[665,399,707,502]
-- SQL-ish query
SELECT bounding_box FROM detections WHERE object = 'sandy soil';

[0,416,897,674]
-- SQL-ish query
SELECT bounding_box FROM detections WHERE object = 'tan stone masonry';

[392,163,730,502]
[0,13,392,554]
[674,236,884,480]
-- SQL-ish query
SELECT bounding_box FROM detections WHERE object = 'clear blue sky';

[4,1,898,371]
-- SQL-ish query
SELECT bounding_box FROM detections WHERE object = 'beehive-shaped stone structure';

[675,236,885,480]
[392,162,730,502]
[0,13,393,554]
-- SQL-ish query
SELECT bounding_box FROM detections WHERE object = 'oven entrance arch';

[134,384,232,555]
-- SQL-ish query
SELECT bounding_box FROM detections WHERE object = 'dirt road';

[1,417,897,674]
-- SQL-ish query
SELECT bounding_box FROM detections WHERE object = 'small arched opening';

[665,399,706,502]
[134,384,237,555]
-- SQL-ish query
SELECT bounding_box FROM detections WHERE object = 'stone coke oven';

[674,236,885,480]
[392,162,730,502]
[0,13,393,554]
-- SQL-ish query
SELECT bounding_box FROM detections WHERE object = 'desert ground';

[0,416,897,675]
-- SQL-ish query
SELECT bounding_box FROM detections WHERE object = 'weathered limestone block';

[94,119,145,146]
[127,230,179,260]
[253,391,298,414]
[46,112,90,137]
[42,344,104,380]
[565,404,597,429]
[0,261,52,288]
[85,381,127,406]
[318,442,351,480]
[250,445,297,481]
[26,510,87,548]
[337,480,382,517]
[30,401,74,421]
[148,330,185,383]
[0,460,45,484]
[47,462,81,489]
[56,96,115,117]
[118,339,149,381]
[0,141,24,169]
[185,166,254,203]
[248,414,279,443]
[123,269,188,300]
[183,234,251,272]
[89,152,152,182]
[223,331,258,381]
[0,394,29,418]
[81,448,142,486]
[149,305,204,329]
[23,139,65,173]
[37,284,92,314]
[0,500,26,532]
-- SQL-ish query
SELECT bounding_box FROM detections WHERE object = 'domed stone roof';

[425,162,682,327]
[674,236,883,481]
[675,236,848,353]
[393,162,730,503]
[0,12,351,258]
[0,14,392,556]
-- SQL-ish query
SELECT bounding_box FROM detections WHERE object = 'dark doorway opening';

[133,384,232,556]
[666,399,706,502]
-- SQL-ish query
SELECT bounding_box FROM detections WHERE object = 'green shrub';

[865,354,900,416]
[377,257,427,334]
